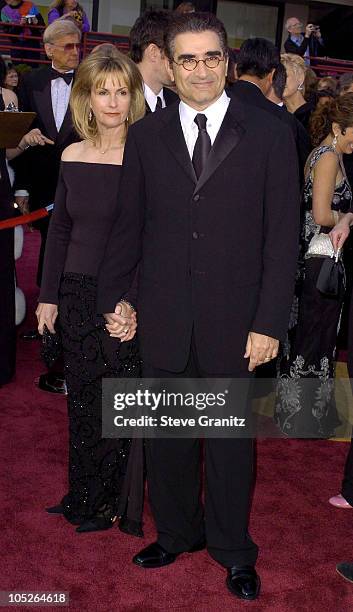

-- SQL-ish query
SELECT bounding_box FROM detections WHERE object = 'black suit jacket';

[97,96,300,373]
[228,80,311,179]
[145,86,179,114]
[284,34,325,58]
[12,66,80,210]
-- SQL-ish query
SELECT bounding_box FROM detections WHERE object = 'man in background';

[284,17,325,64]
[129,9,178,113]
[13,19,81,392]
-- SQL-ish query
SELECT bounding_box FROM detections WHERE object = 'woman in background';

[36,50,145,534]
[275,95,353,437]
[48,0,90,32]
[4,64,19,95]
[282,53,316,131]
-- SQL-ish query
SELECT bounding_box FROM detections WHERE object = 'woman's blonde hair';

[281,52,306,91]
[70,50,145,142]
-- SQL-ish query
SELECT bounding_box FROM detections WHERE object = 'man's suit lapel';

[57,105,73,144]
[33,73,58,142]
[160,106,197,185]
[194,100,246,195]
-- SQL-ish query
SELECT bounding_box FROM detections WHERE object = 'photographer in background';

[284,17,325,65]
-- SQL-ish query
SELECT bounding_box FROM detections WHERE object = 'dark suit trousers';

[142,338,258,568]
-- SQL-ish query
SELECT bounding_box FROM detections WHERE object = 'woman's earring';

[332,133,338,149]
[298,82,304,92]
[89,109,93,122]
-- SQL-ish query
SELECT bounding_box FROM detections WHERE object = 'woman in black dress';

[275,95,353,437]
[36,51,145,533]
[0,56,53,385]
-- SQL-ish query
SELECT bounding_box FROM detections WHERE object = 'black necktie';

[192,114,211,179]
[50,68,74,85]
[155,96,163,111]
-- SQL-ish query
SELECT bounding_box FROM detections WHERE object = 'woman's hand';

[36,303,58,335]
[20,129,54,149]
[329,212,353,251]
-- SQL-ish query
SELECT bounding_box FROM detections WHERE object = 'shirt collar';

[179,90,230,130]
[51,63,74,75]
[143,82,164,111]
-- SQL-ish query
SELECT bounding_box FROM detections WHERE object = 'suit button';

[192,231,199,239]
[193,194,200,202]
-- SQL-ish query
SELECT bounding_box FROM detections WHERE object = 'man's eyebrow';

[177,50,223,60]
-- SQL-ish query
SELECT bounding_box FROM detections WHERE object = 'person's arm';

[81,11,90,32]
[38,165,72,305]
[96,128,145,316]
[6,129,54,160]
[330,212,353,251]
[47,9,60,25]
[311,151,341,227]
[250,124,300,345]
[284,36,309,57]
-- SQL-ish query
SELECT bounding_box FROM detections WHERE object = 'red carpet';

[2,229,353,611]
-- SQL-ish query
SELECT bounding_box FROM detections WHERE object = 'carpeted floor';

[2,229,353,611]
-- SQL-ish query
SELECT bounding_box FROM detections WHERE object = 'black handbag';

[316,257,345,297]
[40,324,62,368]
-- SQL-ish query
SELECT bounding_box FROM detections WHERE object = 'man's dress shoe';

[133,540,206,568]
[226,566,260,600]
[336,562,353,583]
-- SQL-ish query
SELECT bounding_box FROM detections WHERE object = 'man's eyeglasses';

[173,56,225,71]
[52,43,82,52]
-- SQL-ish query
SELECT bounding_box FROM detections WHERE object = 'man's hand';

[15,195,29,215]
[305,23,315,37]
[21,129,54,149]
[244,332,279,372]
[329,212,353,251]
[36,302,58,335]
[104,301,137,342]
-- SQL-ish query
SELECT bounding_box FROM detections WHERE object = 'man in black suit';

[229,37,311,181]
[129,9,178,113]
[13,19,81,390]
[14,19,81,287]
[97,13,299,601]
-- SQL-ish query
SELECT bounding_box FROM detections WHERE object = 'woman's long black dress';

[275,145,352,437]
[40,161,142,531]
[0,90,16,385]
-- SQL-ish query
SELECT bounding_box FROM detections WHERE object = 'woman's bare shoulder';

[61,141,85,161]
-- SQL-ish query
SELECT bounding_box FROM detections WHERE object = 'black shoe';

[76,516,116,533]
[132,539,206,569]
[119,515,144,538]
[336,562,353,583]
[46,504,64,514]
[38,373,67,395]
[226,566,260,601]
[21,329,40,341]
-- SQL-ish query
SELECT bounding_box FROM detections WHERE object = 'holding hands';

[244,332,279,372]
[36,303,58,335]
[104,301,137,342]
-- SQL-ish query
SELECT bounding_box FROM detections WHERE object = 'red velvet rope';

[0,205,53,230]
